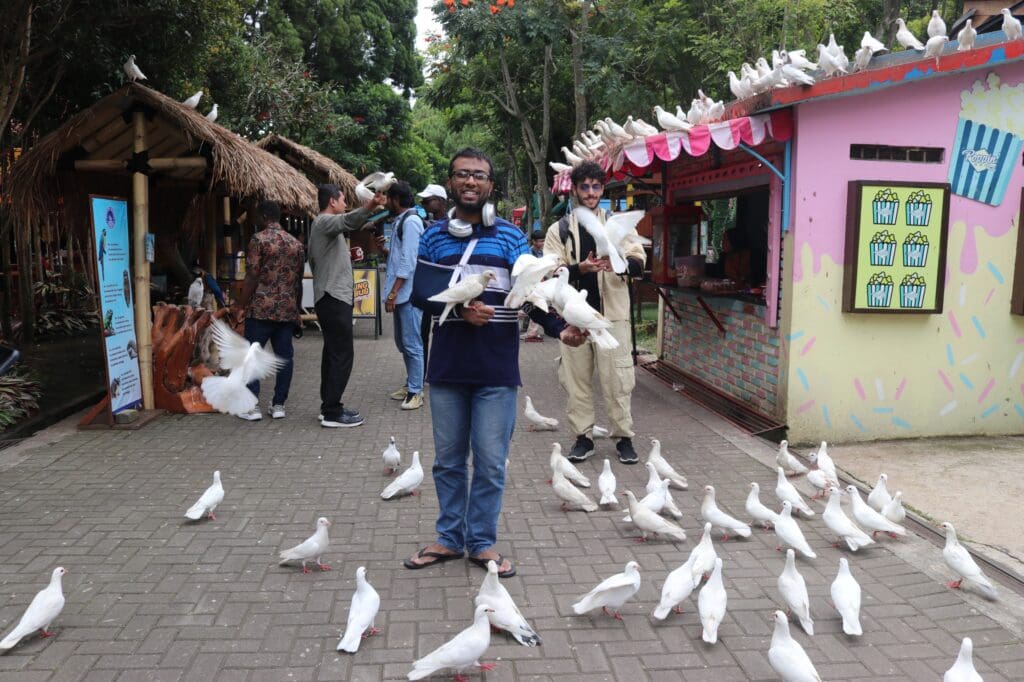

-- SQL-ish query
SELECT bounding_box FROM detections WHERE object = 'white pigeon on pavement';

[381,452,424,499]
[623,478,666,521]
[182,91,203,109]
[805,468,835,500]
[123,55,146,82]
[847,485,905,538]
[687,522,719,588]
[0,567,67,652]
[278,517,331,573]
[201,319,285,417]
[598,459,618,507]
[505,253,559,308]
[944,636,983,682]
[429,270,496,326]
[337,566,381,653]
[623,490,687,543]
[184,470,224,521]
[525,396,559,432]
[1004,8,1024,40]
[647,439,688,489]
[206,103,218,122]
[382,436,401,475]
[777,549,814,635]
[407,604,495,680]
[643,463,683,518]
[925,35,949,62]
[552,470,598,512]
[776,440,808,476]
[775,467,815,517]
[861,31,888,54]
[746,481,780,530]
[550,443,589,487]
[881,491,906,524]
[701,485,751,540]
[698,557,727,644]
[957,20,977,52]
[572,561,641,619]
[476,560,541,646]
[810,441,838,482]
[928,9,947,38]
[896,18,926,50]
[653,105,692,131]
[653,554,697,620]
[867,473,892,512]
[823,487,875,552]
[940,522,998,600]
[768,610,822,682]
[775,501,817,559]
[830,558,862,636]
[560,285,620,350]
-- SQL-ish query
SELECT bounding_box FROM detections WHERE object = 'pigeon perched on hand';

[184,470,224,521]
[354,172,395,203]
[0,567,67,652]
[559,282,620,350]
[381,452,423,499]
[429,270,496,326]
[505,253,558,308]
[278,517,331,573]
[572,561,641,619]
[201,319,285,417]
[337,566,381,653]
[408,604,495,680]
[123,55,146,82]
[940,522,998,600]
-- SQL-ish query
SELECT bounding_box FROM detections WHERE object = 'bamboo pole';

[132,110,154,409]
[205,196,216,276]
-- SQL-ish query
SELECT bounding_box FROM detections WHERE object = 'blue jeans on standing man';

[429,383,517,556]
[244,318,294,406]
[393,302,424,395]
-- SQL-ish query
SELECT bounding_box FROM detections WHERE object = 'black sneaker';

[566,436,595,462]
[321,412,365,428]
[616,438,639,465]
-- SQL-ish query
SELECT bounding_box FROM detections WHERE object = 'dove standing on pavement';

[184,470,224,521]
[647,439,688,489]
[123,54,146,81]
[549,443,589,487]
[830,558,862,636]
[337,566,381,653]
[809,441,838,483]
[698,557,727,644]
[896,18,926,50]
[0,567,67,652]
[701,485,752,540]
[776,440,808,476]
[475,560,541,646]
[598,459,618,507]
[623,490,687,542]
[774,501,817,559]
[944,637,983,682]
[778,549,814,635]
[551,470,598,512]
[746,482,780,530]
[867,473,892,512]
[381,452,424,499]
[201,319,285,417]
[775,467,815,517]
[1004,8,1024,40]
[182,91,203,109]
[847,485,906,538]
[768,610,822,682]
[881,491,906,524]
[622,478,672,522]
[653,554,698,620]
[505,253,559,308]
[572,561,642,619]
[823,487,875,552]
[940,522,998,600]
[957,20,977,51]
[928,9,947,38]
[644,464,683,518]
[408,604,495,680]
[687,522,718,588]
[278,517,331,573]
[382,436,401,475]
[524,396,559,431]
[805,468,834,500]
[429,270,496,326]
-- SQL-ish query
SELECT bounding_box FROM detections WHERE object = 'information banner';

[90,196,143,413]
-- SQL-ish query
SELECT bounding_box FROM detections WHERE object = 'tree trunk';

[879,0,903,45]
[570,1,591,137]
[16,222,34,342]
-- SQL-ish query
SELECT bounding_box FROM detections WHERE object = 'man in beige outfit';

[544,160,646,464]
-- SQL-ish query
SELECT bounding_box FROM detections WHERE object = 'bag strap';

[394,210,413,241]
[558,214,575,260]
[448,238,479,287]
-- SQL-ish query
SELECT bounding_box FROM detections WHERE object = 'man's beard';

[453,192,489,213]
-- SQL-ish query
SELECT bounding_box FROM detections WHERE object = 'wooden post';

[132,110,154,409]
[206,196,217,276]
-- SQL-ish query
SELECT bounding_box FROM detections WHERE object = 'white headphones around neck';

[447,202,496,237]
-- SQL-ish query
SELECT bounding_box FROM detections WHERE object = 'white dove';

[1004,8,1024,40]
[182,91,203,109]
[625,116,659,137]
[940,522,998,600]
[123,54,146,82]
[561,146,584,165]
[381,451,423,499]
[549,443,589,487]
[184,470,224,521]
[278,517,331,573]
[787,49,817,70]
[524,396,559,431]
[928,9,947,38]
[205,103,218,122]
[506,253,559,308]
[746,481,779,530]
[881,491,906,524]
[866,473,892,512]
[382,436,401,475]
[572,561,641,619]
[621,478,669,522]
[647,438,688,489]
[551,469,598,512]
[853,46,873,72]
[428,270,496,325]
[687,522,718,587]
[831,557,862,636]
[598,459,618,507]
[775,501,817,559]
[896,18,926,50]
[827,33,850,70]
[768,610,822,682]
[861,31,887,54]
[701,485,751,540]
[822,487,874,552]
[653,554,697,620]
[847,485,905,538]
[653,105,692,131]
[815,44,846,77]
[0,567,67,651]
[957,20,977,52]
[201,319,285,417]
[643,463,683,519]
[728,71,755,100]
[777,549,814,635]
[475,560,541,646]
[775,467,815,517]
[336,566,381,653]
[407,604,495,680]
[623,490,687,543]
[603,117,631,141]
[560,286,620,350]
[187,277,204,306]
[592,425,610,438]
[779,64,815,87]
[810,441,838,482]
[572,206,644,275]
[925,35,949,62]
[355,171,396,204]
[806,468,835,500]
[698,557,727,644]
[944,637,983,682]
[549,161,571,174]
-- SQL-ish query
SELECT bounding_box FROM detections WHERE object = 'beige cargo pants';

[558,319,635,439]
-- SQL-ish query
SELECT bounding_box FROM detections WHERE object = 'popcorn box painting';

[902,232,929,268]
[869,230,896,266]
[866,272,894,308]
[871,188,900,225]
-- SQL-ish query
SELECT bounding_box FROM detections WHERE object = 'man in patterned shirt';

[232,200,305,421]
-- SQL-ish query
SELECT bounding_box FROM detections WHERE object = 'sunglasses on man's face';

[450,170,492,182]
[578,182,603,193]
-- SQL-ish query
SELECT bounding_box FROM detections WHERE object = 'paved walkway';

[1,322,1023,681]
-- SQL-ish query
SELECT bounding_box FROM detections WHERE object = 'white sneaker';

[269,405,286,419]
[238,407,262,421]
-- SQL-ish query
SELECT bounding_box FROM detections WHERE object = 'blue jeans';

[393,302,424,394]
[429,383,517,556]
[244,318,294,406]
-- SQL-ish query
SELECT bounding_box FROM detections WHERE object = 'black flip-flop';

[403,547,464,570]
[467,554,517,579]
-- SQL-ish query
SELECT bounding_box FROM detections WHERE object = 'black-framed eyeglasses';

[450,169,492,182]
[578,182,603,192]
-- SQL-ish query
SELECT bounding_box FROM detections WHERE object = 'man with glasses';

[544,160,646,465]
[405,148,587,579]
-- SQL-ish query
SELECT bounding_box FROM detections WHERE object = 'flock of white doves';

[1,429,999,680]
[554,8,1024,173]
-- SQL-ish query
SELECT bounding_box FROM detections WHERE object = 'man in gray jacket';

[308,184,386,427]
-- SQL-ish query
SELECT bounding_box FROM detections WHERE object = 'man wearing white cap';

[417,184,448,224]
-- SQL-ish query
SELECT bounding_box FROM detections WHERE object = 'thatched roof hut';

[256,134,358,204]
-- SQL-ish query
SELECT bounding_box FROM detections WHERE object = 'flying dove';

[506,253,558,308]
[337,566,381,653]
[940,522,998,600]
[475,560,541,646]
[0,567,67,652]
[572,561,641,620]
[701,485,751,540]
[381,452,423,499]
[830,558,862,636]
[201,319,285,417]
[184,470,224,521]
[407,604,495,680]
[428,270,496,326]
[777,549,814,635]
